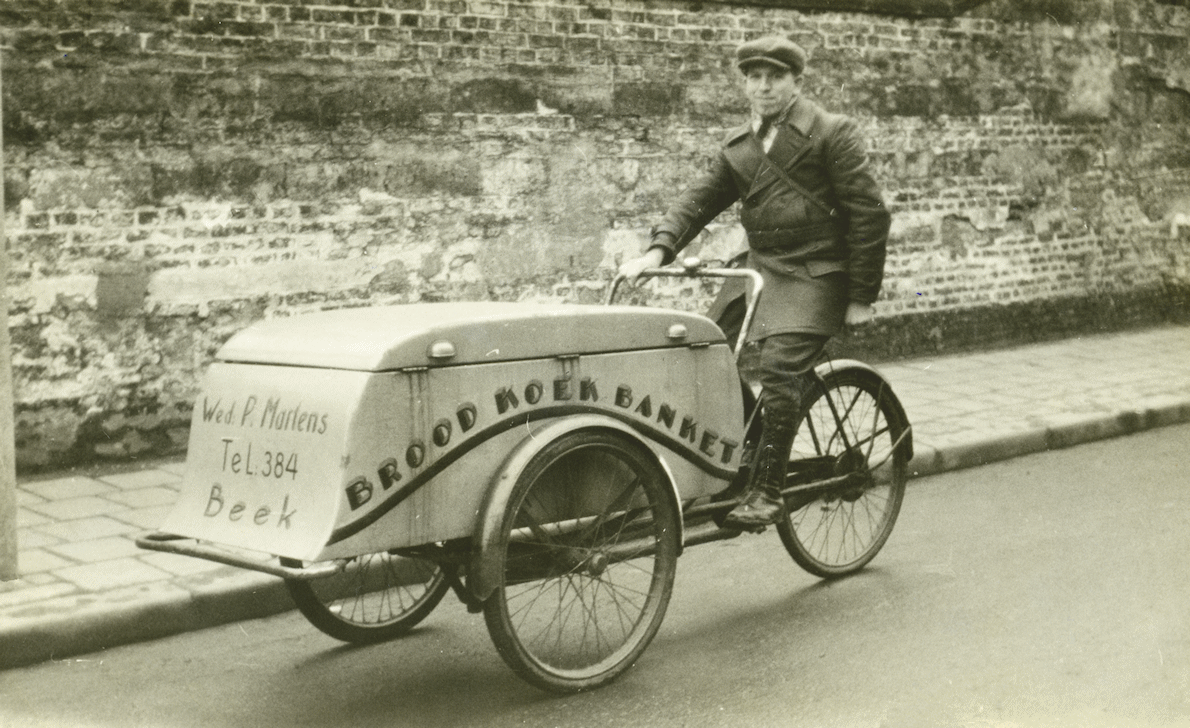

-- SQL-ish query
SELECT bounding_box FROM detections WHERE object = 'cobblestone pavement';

[2,324,1188,670]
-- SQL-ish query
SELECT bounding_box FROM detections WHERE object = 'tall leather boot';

[723,409,797,530]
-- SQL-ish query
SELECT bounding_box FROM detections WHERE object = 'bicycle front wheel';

[482,430,680,693]
[777,368,908,579]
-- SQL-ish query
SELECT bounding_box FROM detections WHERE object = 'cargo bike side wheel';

[778,367,909,579]
[281,553,450,644]
[482,430,681,693]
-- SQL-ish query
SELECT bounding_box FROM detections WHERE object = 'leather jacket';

[649,96,890,306]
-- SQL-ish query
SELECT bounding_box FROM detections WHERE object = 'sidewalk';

[2,324,1189,670]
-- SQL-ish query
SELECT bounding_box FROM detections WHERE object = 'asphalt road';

[2,423,1189,728]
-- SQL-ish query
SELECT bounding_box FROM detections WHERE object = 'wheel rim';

[308,553,444,630]
[497,440,677,681]
[785,380,905,573]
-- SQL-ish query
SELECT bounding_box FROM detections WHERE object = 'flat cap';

[736,36,807,75]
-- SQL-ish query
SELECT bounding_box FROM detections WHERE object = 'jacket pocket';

[805,259,847,278]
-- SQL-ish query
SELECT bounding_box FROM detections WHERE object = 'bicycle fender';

[468,414,683,604]
[814,359,914,461]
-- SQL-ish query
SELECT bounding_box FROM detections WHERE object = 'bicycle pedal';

[721,523,767,535]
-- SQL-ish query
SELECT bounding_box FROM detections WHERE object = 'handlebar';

[606,257,764,357]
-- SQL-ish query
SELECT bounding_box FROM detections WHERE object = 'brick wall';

[2,0,1189,470]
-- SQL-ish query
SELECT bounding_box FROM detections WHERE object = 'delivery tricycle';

[138,259,912,693]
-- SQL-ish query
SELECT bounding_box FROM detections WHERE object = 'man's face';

[743,64,802,118]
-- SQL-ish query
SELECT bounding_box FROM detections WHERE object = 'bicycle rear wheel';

[777,368,908,579]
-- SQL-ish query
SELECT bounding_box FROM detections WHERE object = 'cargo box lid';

[216,302,726,371]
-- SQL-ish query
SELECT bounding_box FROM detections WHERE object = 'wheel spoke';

[580,477,642,539]
[802,407,824,456]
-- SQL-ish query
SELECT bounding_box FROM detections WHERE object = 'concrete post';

[0,53,18,581]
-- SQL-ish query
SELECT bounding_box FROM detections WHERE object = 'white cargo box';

[160,302,744,561]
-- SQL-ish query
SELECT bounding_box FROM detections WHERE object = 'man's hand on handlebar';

[618,247,667,285]
[845,301,876,327]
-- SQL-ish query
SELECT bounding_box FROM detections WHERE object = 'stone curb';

[907,400,1190,478]
[2,398,1188,672]
[0,569,290,670]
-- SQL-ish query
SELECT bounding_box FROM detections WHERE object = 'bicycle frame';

[607,257,913,536]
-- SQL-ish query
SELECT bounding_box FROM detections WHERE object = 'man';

[619,36,890,530]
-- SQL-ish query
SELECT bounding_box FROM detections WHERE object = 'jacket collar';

[724,95,820,145]
[725,119,753,145]
[784,95,819,137]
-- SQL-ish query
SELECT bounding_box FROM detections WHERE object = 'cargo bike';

[138,259,913,693]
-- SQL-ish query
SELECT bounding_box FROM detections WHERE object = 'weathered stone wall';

[2,0,1189,471]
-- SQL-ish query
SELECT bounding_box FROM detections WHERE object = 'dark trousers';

[738,334,828,421]
[716,297,828,424]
